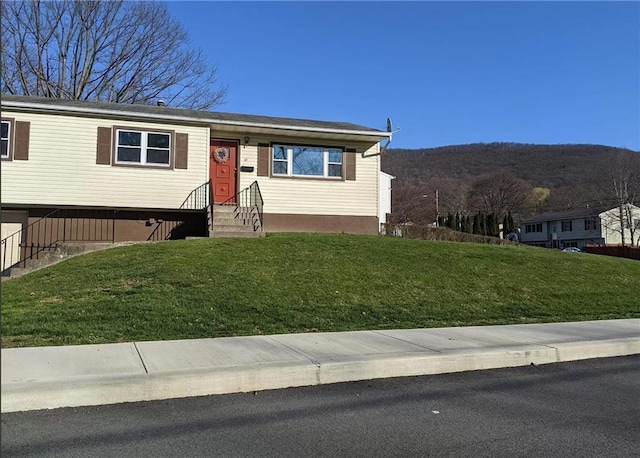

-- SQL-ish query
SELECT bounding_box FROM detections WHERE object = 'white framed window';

[272,144,343,178]
[1,120,11,159]
[115,129,171,167]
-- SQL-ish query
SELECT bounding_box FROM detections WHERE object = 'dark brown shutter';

[174,133,188,169]
[96,127,112,165]
[344,148,357,181]
[14,121,30,160]
[257,143,270,176]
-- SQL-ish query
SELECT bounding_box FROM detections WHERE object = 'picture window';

[272,144,343,178]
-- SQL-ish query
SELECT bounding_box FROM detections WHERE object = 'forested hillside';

[381,143,640,225]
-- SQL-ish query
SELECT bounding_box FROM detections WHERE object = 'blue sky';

[167,1,640,151]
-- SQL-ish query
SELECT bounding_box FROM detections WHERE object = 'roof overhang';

[2,98,392,143]
[208,122,391,143]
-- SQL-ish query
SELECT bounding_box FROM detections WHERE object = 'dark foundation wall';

[112,211,207,242]
[263,213,379,235]
[21,208,207,243]
[7,207,378,242]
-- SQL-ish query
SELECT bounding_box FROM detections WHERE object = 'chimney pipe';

[157,100,165,107]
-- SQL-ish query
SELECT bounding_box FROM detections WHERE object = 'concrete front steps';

[209,204,263,238]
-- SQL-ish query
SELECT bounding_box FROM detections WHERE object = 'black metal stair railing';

[1,208,116,275]
[146,180,214,241]
[179,179,213,211]
[1,180,219,274]
[249,181,264,230]
[219,181,264,231]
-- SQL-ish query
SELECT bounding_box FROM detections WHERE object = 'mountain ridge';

[382,142,638,189]
[381,142,640,223]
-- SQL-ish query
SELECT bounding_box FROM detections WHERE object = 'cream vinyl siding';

[1,111,209,209]
[599,205,640,246]
[379,171,394,226]
[233,134,380,217]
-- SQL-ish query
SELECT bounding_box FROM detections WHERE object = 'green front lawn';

[2,233,639,347]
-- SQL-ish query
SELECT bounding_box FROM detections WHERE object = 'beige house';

[599,204,640,246]
[1,95,392,273]
[378,171,395,231]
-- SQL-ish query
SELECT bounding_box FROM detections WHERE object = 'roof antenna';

[386,117,401,136]
[363,117,399,157]
[380,117,399,154]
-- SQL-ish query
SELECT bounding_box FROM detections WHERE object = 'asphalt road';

[2,356,638,457]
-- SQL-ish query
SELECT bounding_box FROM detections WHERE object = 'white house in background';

[519,204,640,249]
[1,95,393,273]
[599,204,640,246]
[378,171,395,231]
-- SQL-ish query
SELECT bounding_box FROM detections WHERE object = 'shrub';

[383,223,512,245]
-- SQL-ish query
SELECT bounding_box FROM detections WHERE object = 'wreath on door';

[213,147,230,163]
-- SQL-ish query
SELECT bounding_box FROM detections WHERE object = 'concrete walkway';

[2,319,639,413]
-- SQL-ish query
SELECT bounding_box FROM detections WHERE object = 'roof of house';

[522,206,608,224]
[1,94,391,141]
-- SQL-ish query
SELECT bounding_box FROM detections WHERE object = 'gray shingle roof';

[522,206,608,223]
[1,94,386,135]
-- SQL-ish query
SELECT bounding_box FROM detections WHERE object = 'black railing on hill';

[1,180,217,274]
[1,208,116,274]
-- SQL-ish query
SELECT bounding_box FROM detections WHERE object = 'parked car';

[562,247,582,253]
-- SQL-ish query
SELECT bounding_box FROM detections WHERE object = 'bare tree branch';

[605,152,640,245]
[1,0,227,109]
[467,170,532,218]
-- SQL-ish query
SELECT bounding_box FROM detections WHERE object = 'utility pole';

[435,190,439,227]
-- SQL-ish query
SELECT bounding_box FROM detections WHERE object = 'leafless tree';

[605,152,640,246]
[1,0,227,109]
[435,178,470,217]
[467,170,532,218]
[389,184,434,225]
[599,204,640,247]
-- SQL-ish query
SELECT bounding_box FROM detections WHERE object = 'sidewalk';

[2,319,638,413]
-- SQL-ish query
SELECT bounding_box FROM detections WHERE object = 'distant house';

[520,204,640,249]
[598,205,640,246]
[1,95,392,274]
[378,171,395,232]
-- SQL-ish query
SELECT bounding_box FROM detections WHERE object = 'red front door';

[209,139,238,203]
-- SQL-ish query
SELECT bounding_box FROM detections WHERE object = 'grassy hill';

[2,234,639,348]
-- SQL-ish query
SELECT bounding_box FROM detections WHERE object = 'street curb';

[2,337,638,413]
